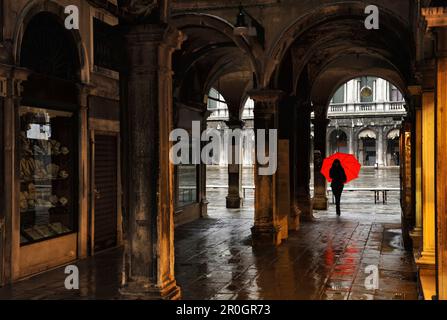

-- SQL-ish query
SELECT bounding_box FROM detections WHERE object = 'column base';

[288,205,300,231]
[297,197,314,222]
[200,199,209,218]
[251,225,282,246]
[120,279,181,300]
[226,196,242,209]
[312,196,328,210]
[416,250,436,270]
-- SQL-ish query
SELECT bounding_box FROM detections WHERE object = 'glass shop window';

[19,106,77,245]
[176,165,198,207]
[175,136,198,208]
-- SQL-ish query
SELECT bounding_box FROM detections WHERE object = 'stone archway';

[358,128,377,166]
[386,129,401,166]
[12,0,89,82]
[328,129,348,155]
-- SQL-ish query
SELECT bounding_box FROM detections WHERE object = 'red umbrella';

[320,152,361,184]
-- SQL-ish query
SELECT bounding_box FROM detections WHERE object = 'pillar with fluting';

[250,90,287,245]
[435,27,447,300]
[119,24,182,300]
[312,117,329,210]
[225,119,244,209]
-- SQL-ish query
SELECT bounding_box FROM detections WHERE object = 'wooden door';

[93,134,118,252]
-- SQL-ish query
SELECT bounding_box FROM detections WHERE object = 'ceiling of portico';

[172,16,255,111]
[271,5,414,117]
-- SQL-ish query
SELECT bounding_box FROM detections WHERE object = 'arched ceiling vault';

[171,14,257,107]
[267,2,414,87]
[271,3,415,113]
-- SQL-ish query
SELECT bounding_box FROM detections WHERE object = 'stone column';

[0,81,3,287]
[225,119,244,208]
[0,73,26,284]
[435,27,447,300]
[249,90,287,245]
[287,100,300,231]
[77,85,91,259]
[312,117,329,210]
[348,126,354,154]
[409,86,423,253]
[400,119,414,250]
[199,110,211,217]
[377,126,384,167]
[120,24,183,300]
[294,102,313,222]
[416,89,436,270]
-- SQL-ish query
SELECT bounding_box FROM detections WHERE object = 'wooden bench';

[326,187,400,204]
[206,185,255,198]
[206,185,400,204]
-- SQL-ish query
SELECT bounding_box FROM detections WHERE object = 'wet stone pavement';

[177,188,418,300]
[0,168,418,300]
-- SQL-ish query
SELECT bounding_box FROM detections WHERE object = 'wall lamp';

[233,5,265,47]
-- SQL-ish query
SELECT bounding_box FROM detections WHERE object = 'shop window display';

[19,106,76,245]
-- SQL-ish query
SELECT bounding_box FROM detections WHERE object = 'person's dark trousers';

[331,183,344,216]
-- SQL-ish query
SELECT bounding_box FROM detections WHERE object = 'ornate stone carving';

[120,0,158,18]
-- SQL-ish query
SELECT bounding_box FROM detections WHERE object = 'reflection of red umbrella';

[321,152,361,184]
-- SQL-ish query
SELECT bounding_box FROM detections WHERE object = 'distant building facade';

[208,77,406,168]
[324,77,406,167]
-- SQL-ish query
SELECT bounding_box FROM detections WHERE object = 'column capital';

[248,89,284,105]
[250,90,283,123]
[120,0,171,24]
[124,23,184,69]
[123,21,184,46]
[422,7,447,29]
[225,119,245,129]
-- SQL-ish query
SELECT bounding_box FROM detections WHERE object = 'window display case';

[19,106,77,245]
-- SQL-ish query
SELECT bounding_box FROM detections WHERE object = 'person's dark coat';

[329,160,347,216]
[330,162,347,187]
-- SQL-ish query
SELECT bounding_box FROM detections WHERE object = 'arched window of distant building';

[386,129,401,166]
[389,84,404,102]
[358,129,377,166]
[332,84,345,104]
[329,129,348,154]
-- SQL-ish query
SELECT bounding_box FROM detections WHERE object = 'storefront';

[173,103,208,225]
[0,7,121,282]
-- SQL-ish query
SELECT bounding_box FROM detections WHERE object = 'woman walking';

[330,159,347,216]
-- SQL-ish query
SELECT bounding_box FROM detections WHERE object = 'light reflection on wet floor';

[175,202,418,300]
[0,167,417,300]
